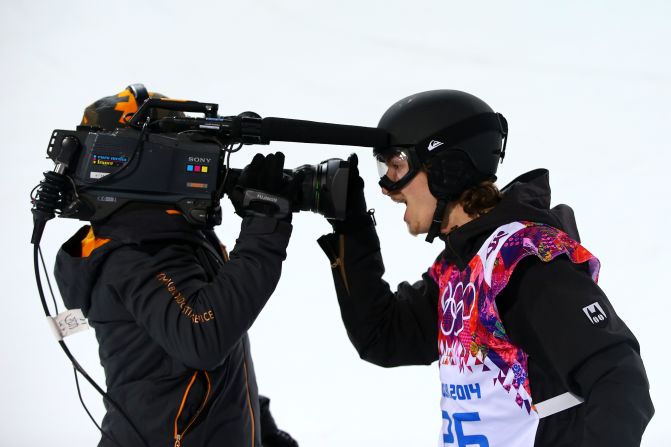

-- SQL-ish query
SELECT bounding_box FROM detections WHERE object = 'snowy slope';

[1,1,668,445]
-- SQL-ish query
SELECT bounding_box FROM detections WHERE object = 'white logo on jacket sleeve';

[582,302,607,325]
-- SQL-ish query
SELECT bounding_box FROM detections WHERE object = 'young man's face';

[382,171,437,236]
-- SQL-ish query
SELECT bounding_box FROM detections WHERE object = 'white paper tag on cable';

[47,309,90,340]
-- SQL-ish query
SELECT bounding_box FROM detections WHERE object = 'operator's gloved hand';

[226,152,303,222]
[259,395,299,447]
[329,153,374,233]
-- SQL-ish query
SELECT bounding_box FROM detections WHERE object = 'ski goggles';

[376,146,422,192]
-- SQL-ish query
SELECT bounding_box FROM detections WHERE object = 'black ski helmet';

[374,90,508,242]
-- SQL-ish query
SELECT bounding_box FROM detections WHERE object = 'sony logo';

[188,156,212,164]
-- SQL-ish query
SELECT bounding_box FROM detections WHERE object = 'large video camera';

[37,97,387,232]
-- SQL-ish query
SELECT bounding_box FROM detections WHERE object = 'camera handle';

[128,97,220,128]
[241,189,291,219]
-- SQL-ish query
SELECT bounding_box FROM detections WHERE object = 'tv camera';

[31,97,389,244]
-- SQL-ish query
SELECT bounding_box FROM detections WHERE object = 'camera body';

[47,119,350,226]
[49,126,226,226]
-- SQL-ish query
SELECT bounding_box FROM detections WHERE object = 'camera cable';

[217,142,243,200]
[31,173,150,447]
[33,243,149,447]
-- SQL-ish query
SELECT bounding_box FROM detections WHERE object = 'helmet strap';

[425,199,447,243]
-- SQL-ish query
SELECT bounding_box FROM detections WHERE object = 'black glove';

[329,153,374,233]
[226,152,303,221]
[260,395,299,447]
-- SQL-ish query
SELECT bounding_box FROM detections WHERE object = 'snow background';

[1,0,669,445]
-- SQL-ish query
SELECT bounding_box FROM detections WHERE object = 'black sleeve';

[100,216,292,371]
[497,256,654,447]
[318,225,439,367]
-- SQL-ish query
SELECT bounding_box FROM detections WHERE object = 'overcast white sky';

[1,1,669,445]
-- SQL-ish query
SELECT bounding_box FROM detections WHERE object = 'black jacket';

[55,207,292,447]
[318,169,654,447]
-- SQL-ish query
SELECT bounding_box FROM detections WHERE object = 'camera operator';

[54,86,299,447]
[317,90,653,446]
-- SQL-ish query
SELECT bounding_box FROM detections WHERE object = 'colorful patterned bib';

[429,221,599,446]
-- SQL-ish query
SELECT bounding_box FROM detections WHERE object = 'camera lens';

[293,158,349,220]
[225,159,350,220]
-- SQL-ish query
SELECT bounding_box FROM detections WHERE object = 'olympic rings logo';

[440,281,477,337]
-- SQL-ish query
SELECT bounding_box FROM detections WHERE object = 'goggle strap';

[499,113,509,162]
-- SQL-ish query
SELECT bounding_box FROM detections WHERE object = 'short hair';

[458,180,502,218]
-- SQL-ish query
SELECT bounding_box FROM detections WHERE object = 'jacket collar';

[439,169,580,270]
